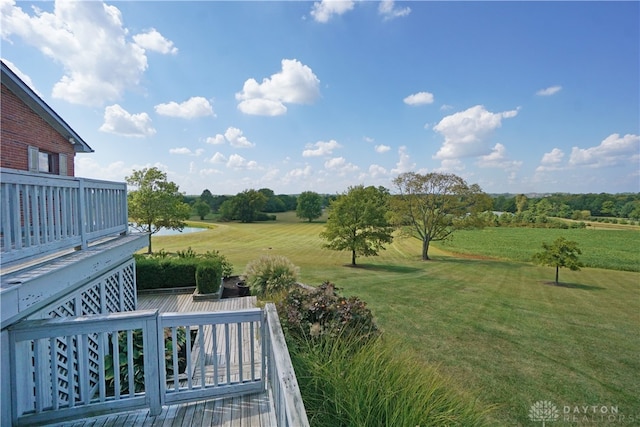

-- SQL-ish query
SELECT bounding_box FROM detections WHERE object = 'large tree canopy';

[320,185,393,266]
[126,167,191,253]
[296,191,323,222]
[391,172,491,260]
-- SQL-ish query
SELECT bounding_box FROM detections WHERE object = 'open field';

[149,212,640,426]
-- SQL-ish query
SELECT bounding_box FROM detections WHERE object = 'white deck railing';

[7,304,308,426]
[0,168,128,265]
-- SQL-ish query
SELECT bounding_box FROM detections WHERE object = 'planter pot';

[236,281,250,297]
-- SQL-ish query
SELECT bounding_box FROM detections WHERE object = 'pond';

[129,225,208,236]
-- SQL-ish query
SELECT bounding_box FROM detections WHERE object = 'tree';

[515,194,528,214]
[391,172,490,261]
[126,167,191,254]
[231,189,267,222]
[296,191,323,222]
[200,189,215,209]
[320,185,393,266]
[532,237,583,285]
[193,199,211,220]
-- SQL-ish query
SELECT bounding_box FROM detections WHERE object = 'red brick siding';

[1,84,76,176]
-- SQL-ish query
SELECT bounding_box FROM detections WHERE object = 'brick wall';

[1,84,76,176]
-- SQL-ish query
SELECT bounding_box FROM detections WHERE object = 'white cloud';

[199,168,223,176]
[403,91,434,106]
[375,144,391,153]
[227,154,258,170]
[285,165,313,180]
[433,105,519,160]
[391,146,416,175]
[169,147,203,156]
[324,157,359,174]
[133,28,178,55]
[224,127,255,148]
[541,148,565,165]
[206,134,226,145]
[206,128,255,148]
[368,164,388,178]
[99,104,156,137]
[1,58,43,96]
[303,139,341,157]
[477,143,523,172]
[378,0,411,20]
[236,59,320,116]
[363,136,374,143]
[209,152,227,164]
[440,104,454,111]
[437,159,465,172]
[0,1,176,106]
[310,0,355,23]
[569,133,639,168]
[154,96,215,119]
[536,85,562,96]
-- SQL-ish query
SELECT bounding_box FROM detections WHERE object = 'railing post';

[143,310,162,416]
[78,178,88,250]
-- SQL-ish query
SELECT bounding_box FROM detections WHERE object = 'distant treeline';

[183,188,336,214]
[184,188,640,222]
[492,193,640,219]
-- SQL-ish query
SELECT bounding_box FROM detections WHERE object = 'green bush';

[195,261,222,294]
[135,249,234,290]
[135,255,197,290]
[202,250,233,278]
[244,255,298,297]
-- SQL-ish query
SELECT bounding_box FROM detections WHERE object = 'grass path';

[148,214,640,426]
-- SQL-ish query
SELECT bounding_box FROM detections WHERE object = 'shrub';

[244,255,298,297]
[202,250,234,278]
[289,333,492,427]
[279,282,378,342]
[195,261,222,294]
[175,246,198,258]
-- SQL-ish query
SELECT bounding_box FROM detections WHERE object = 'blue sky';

[2,0,638,196]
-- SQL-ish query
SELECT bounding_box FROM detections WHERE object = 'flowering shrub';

[278,282,379,341]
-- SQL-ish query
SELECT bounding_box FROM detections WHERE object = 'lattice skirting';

[18,258,137,411]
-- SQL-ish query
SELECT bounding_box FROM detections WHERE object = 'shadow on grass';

[343,264,423,274]
[542,281,605,291]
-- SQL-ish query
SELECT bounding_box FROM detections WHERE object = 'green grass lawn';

[149,212,640,426]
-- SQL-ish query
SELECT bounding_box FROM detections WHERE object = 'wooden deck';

[47,292,277,427]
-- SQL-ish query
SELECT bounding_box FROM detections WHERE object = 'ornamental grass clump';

[289,334,492,427]
[244,255,299,297]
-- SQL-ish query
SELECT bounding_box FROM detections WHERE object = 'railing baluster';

[66,335,76,408]
[250,321,255,381]
[33,339,43,413]
[112,331,121,400]
[126,330,134,397]
[237,322,243,383]
[212,324,218,387]
[185,325,192,390]
[224,323,231,384]
[198,325,205,388]
[49,337,59,410]
[97,332,106,402]
[171,327,179,391]
[79,334,89,405]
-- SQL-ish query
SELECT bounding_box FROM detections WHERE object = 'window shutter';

[28,146,39,172]
[59,153,68,176]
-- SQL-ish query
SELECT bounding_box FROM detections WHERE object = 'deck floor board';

[47,293,274,427]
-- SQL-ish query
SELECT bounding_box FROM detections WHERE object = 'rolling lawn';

[150,213,640,426]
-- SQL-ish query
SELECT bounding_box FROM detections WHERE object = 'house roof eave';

[1,61,94,154]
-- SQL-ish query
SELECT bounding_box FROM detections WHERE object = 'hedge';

[135,255,220,290]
